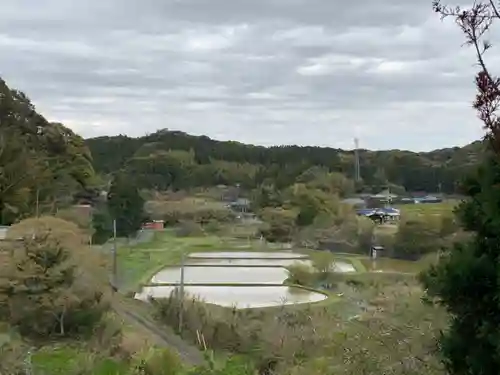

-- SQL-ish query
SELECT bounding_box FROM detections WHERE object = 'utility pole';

[35,188,40,218]
[112,219,117,291]
[178,252,186,334]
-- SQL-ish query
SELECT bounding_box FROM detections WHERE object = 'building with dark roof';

[356,207,400,223]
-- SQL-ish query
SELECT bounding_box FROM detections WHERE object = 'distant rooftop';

[356,207,401,217]
[341,198,366,205]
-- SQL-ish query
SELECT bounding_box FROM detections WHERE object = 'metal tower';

[354,138,361,182]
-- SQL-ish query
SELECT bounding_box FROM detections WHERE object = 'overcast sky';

[0,0,493,150]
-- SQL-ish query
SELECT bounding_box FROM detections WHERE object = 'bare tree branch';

[488,0,500,18]
[434,0,500,152]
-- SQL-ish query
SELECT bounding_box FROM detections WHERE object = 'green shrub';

[286,263,316,286]
[131,348,183,375]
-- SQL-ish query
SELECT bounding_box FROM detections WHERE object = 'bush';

[392,217,442,260]
[204,220,221,234]
[374,231,395,257]
[89,313,123,354]
[357,216,375,252]
[151,279,443,375]
[152,288,330,368]
[310,251,335,274]
[55,206,93,237]
[286,263,316,286]
[146,199,236,226]
[258,207,296,243]
[130,348,183,375]
[175,220,205,237]
[0,216,109,338]
[0,339,26,375]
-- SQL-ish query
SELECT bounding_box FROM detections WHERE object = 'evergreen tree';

[107,173,145,237]
[92,203,113,244]
[420,153,500,374]
[0,217,106,337]
[420,2,500,374]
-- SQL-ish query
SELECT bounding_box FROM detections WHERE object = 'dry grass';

[152,274,447,375]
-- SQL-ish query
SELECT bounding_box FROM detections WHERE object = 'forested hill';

[86,129,485,194]
[0,72,482,203]
[0,77,97,225]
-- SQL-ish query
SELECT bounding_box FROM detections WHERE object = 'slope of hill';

[86,129,485,193]
[0,77,97,224]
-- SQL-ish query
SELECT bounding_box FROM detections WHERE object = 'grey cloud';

[0,0,492,150]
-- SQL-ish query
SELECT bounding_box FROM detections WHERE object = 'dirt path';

[112,298,204,366]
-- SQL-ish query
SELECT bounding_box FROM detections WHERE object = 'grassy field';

[2,316,125,375]
[32,345,128,375]
[1,308,191,375]
[361,256,435,274]
[395,199,460,217]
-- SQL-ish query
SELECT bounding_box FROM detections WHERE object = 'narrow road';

[94,233,205,366]
[112,299,205,366]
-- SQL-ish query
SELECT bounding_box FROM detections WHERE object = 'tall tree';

[420,2,500,374]
[91,204,113,245]
[0,131,38,223]
[0,217,106,337]
[107,173,145,237]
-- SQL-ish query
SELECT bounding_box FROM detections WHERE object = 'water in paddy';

[184,258,355,272]
[188,251,307,259]
[186,258,313,267]
[151,266,288,284]
[136,285,327,309]
[136,251,355,308]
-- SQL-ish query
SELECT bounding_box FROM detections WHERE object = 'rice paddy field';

[2,217,450,375]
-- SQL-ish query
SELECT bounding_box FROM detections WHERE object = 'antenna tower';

[354,138,361,182]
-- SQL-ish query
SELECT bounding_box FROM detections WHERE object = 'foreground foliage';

[152,276,446,375]
[419,1,500,374]
[0,217,108,337]
[421,154,500,375]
